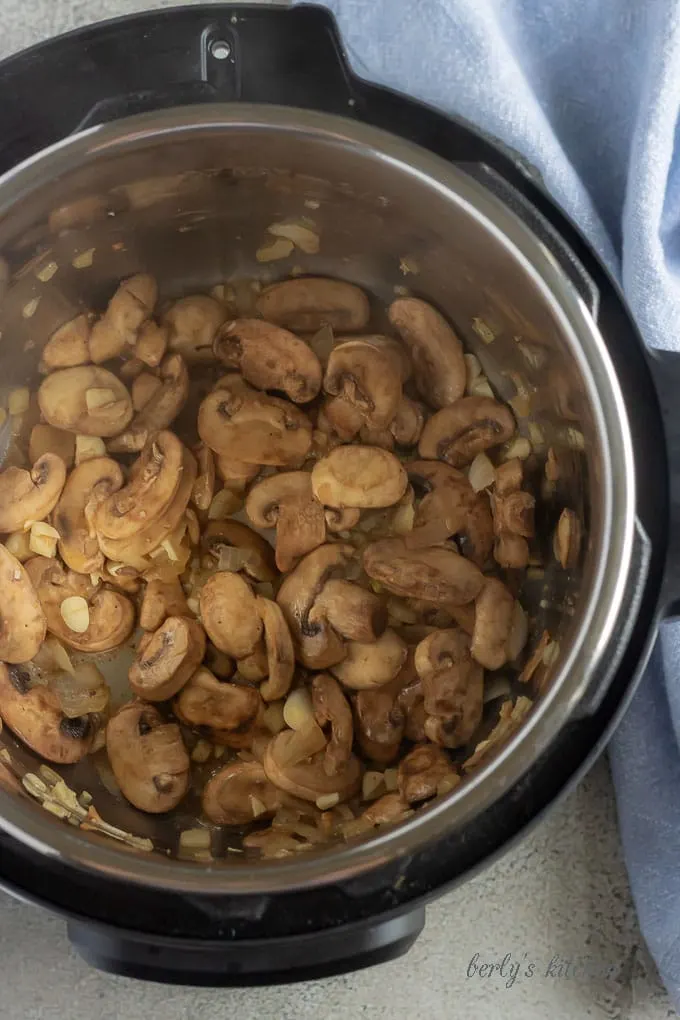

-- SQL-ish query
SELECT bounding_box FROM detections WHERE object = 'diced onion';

[283,688,315,731]
[468,452,495,492]
[216,545,255,573]
[316,793,340,811]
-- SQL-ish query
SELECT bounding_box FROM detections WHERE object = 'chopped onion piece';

[468,452,495,492]
[283,688,315,731]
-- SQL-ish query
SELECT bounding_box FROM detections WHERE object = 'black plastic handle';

[68,905,425,986]
[647,348,680,616]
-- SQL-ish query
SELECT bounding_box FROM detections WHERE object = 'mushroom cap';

[256,277,370,333]
[388,297,466,409]
[323,339,403,430]
[41,313,91,371]
[363,538,485,605]
[0,453,67,533]
[397,744,459,804]
[0,545,46,663]
[197,384,313,466]
[107,353,189,453]
[245,471,326,573]
[0,663,94,764]
[263,731,361,804]
[38,365,133,437]
[129,616,206,701]
[331,629,407,690]
[201,519,278,582]
[199,571,262,659]
[175,667,262,734]
[53,455,124,574]
[311,445,407,509]
[418,396,516,467]
[202,760,282,825]
[163,294,227,361]
[215,318,322,403]
[106,701,190,813]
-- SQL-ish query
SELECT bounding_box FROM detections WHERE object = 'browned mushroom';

[139,576,190,631]
[28,425,76,469]
[362,537,485,605]
[388,297,466,408]
[311,445,407,509]
[202,760,283,825]
[201,520,277,583]
[106,701,190,813]
[390,396,425,446]
[256,597,296,702]
[263,730,361,805]
[353,654,417,764]
[175,667,262,742]
[0,662,93,763]
[323,339,403,432]
[0,545,46,663]
[331,629,407,690]
[0,453,67,532]
[89,274,157,363]
[419,397,516,467]
[491,457,535,569]
[38,366,133,437]
[407,460,493,567]
[199,571,262,660]
[107,353,189,453]
[397,744,460,804]
[215,454,260,493]
[245,472,326,572]
[41,314,91,370]
[256,277,370,333]
[52,456,124,574]
[215,318,322,403]
[163,294,227,361]
[414,628,484,748]
[470,578,515,670]
[312,673,354,775]
[130,373,163,411]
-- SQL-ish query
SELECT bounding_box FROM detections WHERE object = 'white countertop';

[0,2,676,1016]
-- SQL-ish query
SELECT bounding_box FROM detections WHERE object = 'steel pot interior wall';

[0,106,635,893]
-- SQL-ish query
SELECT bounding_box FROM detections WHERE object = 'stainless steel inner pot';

[0,105,636,894]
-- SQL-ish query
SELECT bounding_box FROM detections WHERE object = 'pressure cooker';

[0,2,676,986]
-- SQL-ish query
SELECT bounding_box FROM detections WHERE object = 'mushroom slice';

[363,538,484,605]
[414,629,483,747]
[53,456,124,574]
[264,731,361,804]
[332,629,407,690]
[321,394,364,441]
[26,557,134,653]
[256,277,370,333]
[397,744,459,804]
[106,701,189,813]
[419,397,516,467]
[408,460,493,566]
[95,431,184,541]
[323,339,403,430]
[256,597,295,702]
[470,578,515,670]
[198,384,313,466]
[0,453,66,533]
[0,663,92,763]
[202,520,277,583]
[129,616,206,701]
[199,571,262,660]
[202,760,282,825]
[390,396,425,446]
[139,576,189,631]
[215,318,322,403]
[312,672,353,776]
[163,294,226,361]
[276,543,355,669]
[131,373,163,411]
[311,445,407,509]
[38,366,133,437]
[324,507,361,533]
[215,454,260,493]
[388,297,466,408]
[107,353,189,453]
[192,445,216,511]
[245,471,326,572]
[41,313,91,370]
[355,665,412,766]
[175,667,262,737]
[89,274,157,363]
[29,425,76,468]
[135,320,168,368]
[311,579,387,643]
[0,545,46,662]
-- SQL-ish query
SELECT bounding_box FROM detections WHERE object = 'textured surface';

[0,1,676,1017]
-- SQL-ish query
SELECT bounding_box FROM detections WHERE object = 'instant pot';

[0,2,676,986]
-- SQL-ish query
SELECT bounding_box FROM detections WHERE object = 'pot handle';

[67,905,425,985]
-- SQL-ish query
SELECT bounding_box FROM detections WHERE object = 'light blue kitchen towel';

[301,0,680,1004]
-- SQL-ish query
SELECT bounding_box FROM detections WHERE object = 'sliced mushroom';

[256,277,370,333]
[135,320,168,368]
[390,396,425,446]
[264,731,361,804]
[41,314,91,370]
[323,339,403,431]
[311,445,407,509]
[470,578,515,670]
[408,459,493,566]
[139,576,189,631]
[107,353,189,453]
[245,471,326,572]
[311,580,387,643]
[202,760,283,825]
[129,616,206,701]
[53,456,124,574]
[388,297,466,408]
[215,454,260,493]
[89,274,157,363]
[38,366,133,437]
[363,537,485,605]
[26,557,135,652]
[324,507,361,533]
[493,489,535,538]
[192,445,216,511]
[321,394,364,441]
[414,628,483,748]
[331,628,407,690]
[0,545,46,663]
[491,457,535,569]
[29,425,76,468]
[199,571,262,660]
[312,672,353,775]
[175,667,262,741]
[354,657,417,765]
[163,294,226,361]
[419,396,516,467]
[215,318,322,403]
[0,453,66,532]
[106,701,189,813]
[201,520,277,582]
[197,380,313,466]
[397,744,459,804]
[131,367,161,410]
[257,597,295,701]
[0,663,92,763]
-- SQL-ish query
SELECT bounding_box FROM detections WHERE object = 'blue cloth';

[301,0,680,1004]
